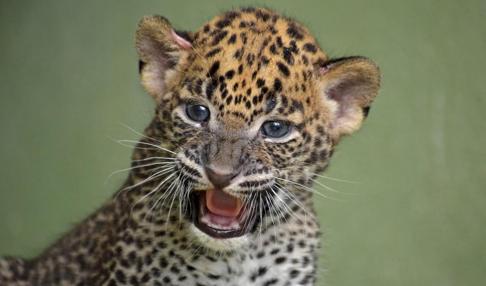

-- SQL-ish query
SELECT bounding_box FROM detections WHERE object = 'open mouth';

[190,189,258,239]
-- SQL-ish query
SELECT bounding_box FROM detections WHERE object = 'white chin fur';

[189,224,249,251]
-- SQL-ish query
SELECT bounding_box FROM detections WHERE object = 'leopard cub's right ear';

[317,56,381,142]
[136,15,192,101]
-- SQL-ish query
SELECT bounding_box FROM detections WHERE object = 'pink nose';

[205,168,238,189]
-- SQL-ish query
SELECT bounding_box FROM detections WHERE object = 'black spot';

[141,273,150,283]
[206,79,217,100]
[256,78,265,88]
[115,270,126,283]
[214,12,239,30]
[246,53,255,66]
[289,269,300,279]
[226,95,233,104]
[291,99,304,112]
[252,96,258,105]
[276,62,290,77]
[255,10,270,21]
[228,33,237,44]
[303,43,317,53]
[319,149,328,160]
[281,95,289,107]
[269,44,277,55]
[286,23,304,40]
[215,19,232,29]
[273,78,282,92]
[283,47,294,65]
[170,265,180,274]
[206,47,221,57]
[289,40,299,52]
[225,70,235,79]
[211,30,228,46]
[263,278,279,286]
[240,32,248,44]
[231,111,245,118]
[208,61,220,77]
[221,90,228,99]
[250,266,268,282]
[130,276,139,285]
[261,55,270,65]
[270,248,280,255]
[159,257,168,268]
[233,48,243,59]
[275,256,286,264]
[300,273,314,285]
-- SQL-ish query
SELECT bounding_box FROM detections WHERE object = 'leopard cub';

[0,7,380,286]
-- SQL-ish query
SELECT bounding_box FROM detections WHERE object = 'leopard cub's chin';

[189,224,250,251]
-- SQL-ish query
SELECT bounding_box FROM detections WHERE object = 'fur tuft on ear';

[318,56,381,141]
[136,15,192,100]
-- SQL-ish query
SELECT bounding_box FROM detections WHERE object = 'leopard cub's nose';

[205,167,238,189]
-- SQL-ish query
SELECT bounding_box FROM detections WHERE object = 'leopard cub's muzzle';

[181,134,274,239]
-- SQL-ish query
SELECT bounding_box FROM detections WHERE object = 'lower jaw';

[193,219,248,239]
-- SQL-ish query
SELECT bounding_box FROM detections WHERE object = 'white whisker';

[132,156,177,163]
[309,178,346,195]
[117,140,177,155]
[308,171,359,184]
[131,172,176,219]
[275,177,343,202]
[107,161,176,180]
[119,122,161,144]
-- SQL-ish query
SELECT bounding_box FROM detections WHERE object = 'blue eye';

[186,104,210,122]
[261,120,291,138]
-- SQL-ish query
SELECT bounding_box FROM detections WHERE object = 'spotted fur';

[1,7,380,286]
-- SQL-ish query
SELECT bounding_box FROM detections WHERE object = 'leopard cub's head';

[135,8,380,250]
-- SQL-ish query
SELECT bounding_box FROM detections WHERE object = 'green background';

[1,0,485,285]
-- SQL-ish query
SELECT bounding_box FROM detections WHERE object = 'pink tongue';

[205,189,242,218]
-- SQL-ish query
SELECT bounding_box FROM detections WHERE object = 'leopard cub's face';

[136,8,380,250]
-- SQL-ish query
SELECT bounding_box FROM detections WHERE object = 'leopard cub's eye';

[261,120,291,139]
[185,104,210,122]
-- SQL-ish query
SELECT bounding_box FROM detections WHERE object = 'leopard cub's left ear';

[317,56,381,141]
[136,15,193,101]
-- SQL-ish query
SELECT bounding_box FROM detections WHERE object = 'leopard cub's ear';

[317,56,381,141]
[136,15,192,101]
